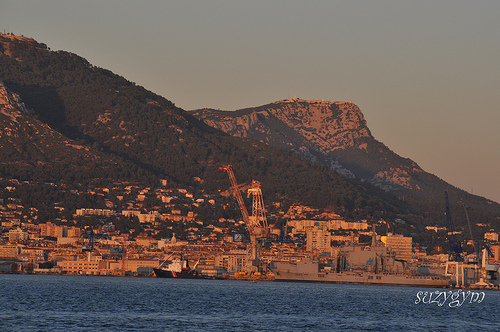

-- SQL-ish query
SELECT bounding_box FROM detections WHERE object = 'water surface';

[0,274,498,331]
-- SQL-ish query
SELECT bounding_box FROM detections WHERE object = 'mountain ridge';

[191,98,437,194]
[1,33,498,240]
[0,33,385,213]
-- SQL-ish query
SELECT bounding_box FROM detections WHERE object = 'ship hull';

[153,268,224,280]
[270,261,449,288]
[153,268,200,279]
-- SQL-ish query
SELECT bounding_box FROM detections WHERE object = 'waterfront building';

[215,250,249,273]
[123,258,159,273]
[57,260,108,275]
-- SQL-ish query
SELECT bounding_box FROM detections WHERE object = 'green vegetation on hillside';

[1,34,499,247]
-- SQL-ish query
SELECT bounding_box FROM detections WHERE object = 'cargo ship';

[269,244,450,287]
[153,258,225,279]
[153,258,202,278]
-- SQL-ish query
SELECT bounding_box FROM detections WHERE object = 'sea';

[0,274,498,331]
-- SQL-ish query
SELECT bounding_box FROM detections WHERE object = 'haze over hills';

[0,33,499,240]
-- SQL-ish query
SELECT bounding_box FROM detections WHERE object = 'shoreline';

[3,271,499,290]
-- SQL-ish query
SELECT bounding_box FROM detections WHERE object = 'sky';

[2,1,500,203]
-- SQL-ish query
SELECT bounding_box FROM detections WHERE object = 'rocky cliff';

[0,80,29,120]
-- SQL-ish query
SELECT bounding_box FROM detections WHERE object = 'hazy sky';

[2,1,499,203]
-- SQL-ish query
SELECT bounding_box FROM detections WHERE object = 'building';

[328,220,369,231]
[289,219,369,234]
[76,208,115,217]
[490,245,500,263]
[123,258,159,273]
[215,251,249,273]
[122,210,141,217]
[484,232,499,242]
[331,234,359,244]
[20,247,46,261]
[306,227,331,253]
[138,212,159,223]
[380,234,413,261]
[57,260,108,275]
[40,223,81,238]
[8,227,28,242]
[289,220,328,235]
[135,236,156,247]
[0,244,22,258]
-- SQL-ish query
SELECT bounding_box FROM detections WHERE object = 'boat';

[269,244,450,288]
[153,257,224,279]
[153,258,202,278]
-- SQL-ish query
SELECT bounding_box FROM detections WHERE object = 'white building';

[306,227,331,253]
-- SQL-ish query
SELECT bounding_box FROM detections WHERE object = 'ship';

[153,258,200,278]
[268,243,450,287]
[153,257,224,279]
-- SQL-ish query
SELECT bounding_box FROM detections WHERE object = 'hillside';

[193,99,439,194]
[192,99,500,203]
[0,80,149,185]
[1,33,499,240]
[0,33,403,220]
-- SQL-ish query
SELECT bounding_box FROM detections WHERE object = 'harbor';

[2,167,499,290]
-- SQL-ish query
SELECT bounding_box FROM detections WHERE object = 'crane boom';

[219,165,255,232]
[445,191,463,262]
[464,205,480,264]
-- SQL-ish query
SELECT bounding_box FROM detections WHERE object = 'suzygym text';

[414,289,485,307]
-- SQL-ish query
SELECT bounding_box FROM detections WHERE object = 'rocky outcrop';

[0,80,28,121]
[196,98,371,150]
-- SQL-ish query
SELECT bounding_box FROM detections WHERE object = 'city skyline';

[2,1,499,203]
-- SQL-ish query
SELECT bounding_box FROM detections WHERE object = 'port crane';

[219,165,268,271]
[463,205,498,286]
[444,192,499,287]
[463,204,495,264]
[464,205,480,265]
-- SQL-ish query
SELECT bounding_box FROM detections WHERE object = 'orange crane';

[219,165,250,228]
[219,165,268,269]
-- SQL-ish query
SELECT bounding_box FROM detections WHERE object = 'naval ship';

[269,239,449,288]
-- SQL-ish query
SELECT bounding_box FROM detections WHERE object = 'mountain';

[191,98,484,201]
[0,33,395,219]
[1,33,499,239]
